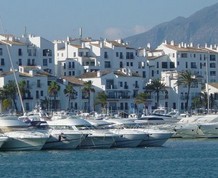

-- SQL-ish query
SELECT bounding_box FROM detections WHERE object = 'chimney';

[170,40,174,45]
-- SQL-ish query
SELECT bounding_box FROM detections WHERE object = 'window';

[120,62,123,68]
[37,80,41,88]
[69,71,72,76]
[68,62,71,68]
[210,71,216,76]
[130,62,133,66]
[73,52,76,57]
[19,59,22,66]
[191,62,197,68]
[125,103,128,110]
[104,52,108,58]
[27,59,31,65]
[1,58,4,66]
[32,59,35,66]
[43,59,48,66]
[120,82,123,87]
[170,62,175,68]
[104,61,111,68]
[63,63,66,69]
[162,62,167,68]
[210,63,216,68]
[43,49,52,56]
[143,71,146,78]
[126,52,134,59]
[126,62,129,66]
[40,91,43,97]
[27,49,32,56]
[116,52,119,57]
[72,62,75,68]
[157,62,159,68]
[18,49,22,56]
[186,62,188,68]
[0,48,2,55]
[78,52,83,57]
[49,58,52,63]
[106,80,114,89]
[120,52,123,59]
[210,55,216,61]
[181,53,187,58]
[36,91,39,99]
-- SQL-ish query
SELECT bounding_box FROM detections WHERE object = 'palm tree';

[3,80,18,112]
[145,78,166,108]
[134,92,149,114]
[95,91,107,113]
[176,70,199,112]
[18,80,27,98]
[48,81,60,111]
[64,83,76,110]
[82,81,95,112]
[0,88,11,112]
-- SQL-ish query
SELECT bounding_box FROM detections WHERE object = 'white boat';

[173,114,218,138]
[44,120,87,150]
[110,128,148,148]
[0,134,9,148]
[47,116,117,149]
[105,119,149,148]
[197,115,218,138]
[137,128,174,147]
[198,122,218,138]
[1,130,49,151]
[0,115,49,151]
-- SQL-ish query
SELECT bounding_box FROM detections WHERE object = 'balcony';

[106,91,131,100]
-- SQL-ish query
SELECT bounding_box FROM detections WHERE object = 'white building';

[0,34,54,75]
[156,41,218,83]
[78,68,146,114]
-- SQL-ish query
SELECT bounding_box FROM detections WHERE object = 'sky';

[0,0,218,41]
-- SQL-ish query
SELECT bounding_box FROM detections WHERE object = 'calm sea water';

[0,139,218,178]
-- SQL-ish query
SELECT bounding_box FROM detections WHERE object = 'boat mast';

[0,18,26,114]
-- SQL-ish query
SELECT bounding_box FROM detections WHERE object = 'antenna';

[0,17,26,115]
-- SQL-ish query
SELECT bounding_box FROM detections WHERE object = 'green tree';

[64,83,77,110]
[48,81,60,111]
[3,80,18,112]
[145,78,166,108]
[2,99,12,111]
[18,80,27,98]
[95,91,107,113]
[176,70,199,111]
[134,92,149,112]
[82,81,95,112]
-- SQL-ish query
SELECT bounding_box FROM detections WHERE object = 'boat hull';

[1,131,49,151]
[42,130,86,150]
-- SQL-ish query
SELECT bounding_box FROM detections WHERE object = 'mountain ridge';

[124,3,218,49]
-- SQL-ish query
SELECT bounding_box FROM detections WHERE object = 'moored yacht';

[0,134,8,148]
[137,128,174,147]
[0,115,49,151]
[173,114,218,138]
[105,119,149,148]
[44,119,88,150]
[47,116,117,149]
[197,115,218,138]
[1,130,49,151]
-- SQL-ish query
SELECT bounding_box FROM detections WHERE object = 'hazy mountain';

[125,3,218,49]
